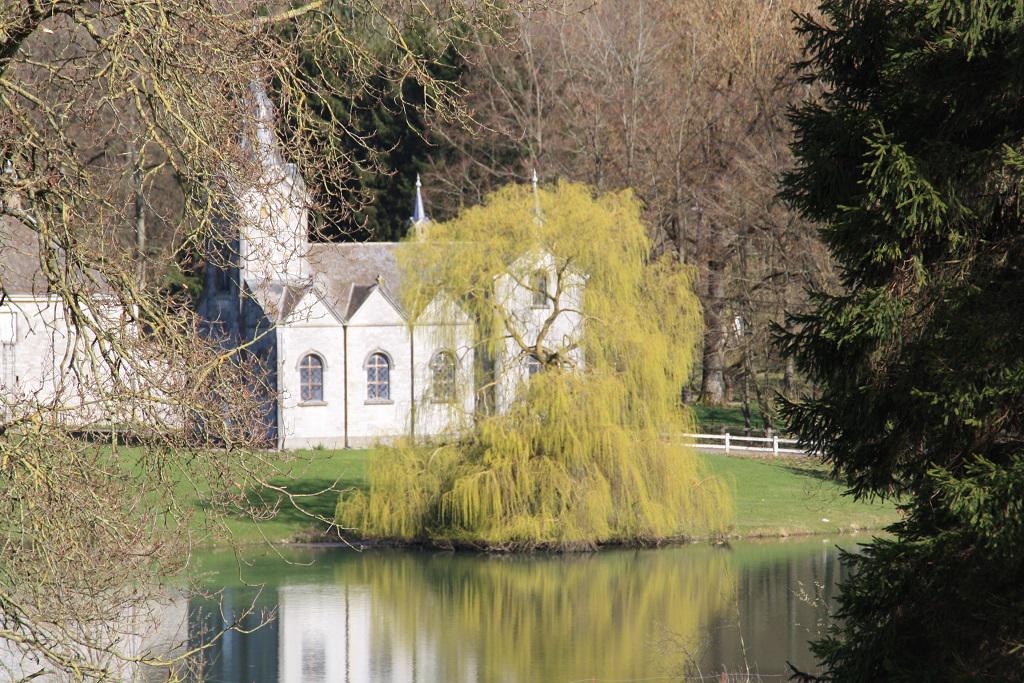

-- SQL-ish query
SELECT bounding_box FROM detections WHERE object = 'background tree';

[282,1,831,419]
[419,0,831,412]
[291,5,470,241]
[337,181,732,548]
[0,1,498,678]
[780,1,1024,679]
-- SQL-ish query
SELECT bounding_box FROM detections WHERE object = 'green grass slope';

[170,448,897,545]
[704,453,899,537]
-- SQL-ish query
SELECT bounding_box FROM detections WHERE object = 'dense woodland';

[418,0,835,420]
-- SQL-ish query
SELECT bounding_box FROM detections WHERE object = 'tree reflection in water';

[187,540,849,682]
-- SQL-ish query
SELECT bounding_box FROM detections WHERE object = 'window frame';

[298,352,325,404]
[429,350,458,403]
[531,270,549,308]
[365,352,392,403]
[526,352,543,377]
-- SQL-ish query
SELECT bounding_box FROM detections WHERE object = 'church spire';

[412,174,428,223]
[411,173,429,239]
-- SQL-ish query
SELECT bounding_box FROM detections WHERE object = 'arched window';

[532,270,548,307]
[430,351,457,402]
[366,352,391,401]
[299,353,324,402]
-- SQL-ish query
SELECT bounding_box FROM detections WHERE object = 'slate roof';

[0,216,45,295]
[1,216,120,298]
[306,242,404,319]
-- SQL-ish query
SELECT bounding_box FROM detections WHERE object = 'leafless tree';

[423,0,834,409]
[0,1,501,678]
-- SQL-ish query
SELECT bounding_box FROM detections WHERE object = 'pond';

[181,537,861,682]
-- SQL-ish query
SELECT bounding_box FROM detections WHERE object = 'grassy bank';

[180,448,898,546]
[707,453,899,536]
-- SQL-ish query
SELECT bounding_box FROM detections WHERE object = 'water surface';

[188,538,859,682]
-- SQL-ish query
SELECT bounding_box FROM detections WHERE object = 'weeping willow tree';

[337,181,731,548]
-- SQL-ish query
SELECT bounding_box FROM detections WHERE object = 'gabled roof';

[278,283,308,320]
[251,240,472,325]
[307,241,405,319]
[245,278,347,325]
[0,216,115,297]
[346,283,376,318]
[307,242,402,293]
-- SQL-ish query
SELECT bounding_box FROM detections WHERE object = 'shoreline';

[203,521,892,552]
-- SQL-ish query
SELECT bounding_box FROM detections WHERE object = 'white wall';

[493,251,585,412]
[412,321,475,439]
[0,295,67,402]
[274,289,479,449]
[0,295,131,425]
[237,172,309,284]
[345,289,412,447]
[277,294,346,449]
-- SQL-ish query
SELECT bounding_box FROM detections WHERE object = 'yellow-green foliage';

[337,181,731,548]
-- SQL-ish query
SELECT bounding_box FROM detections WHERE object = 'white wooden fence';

[683,433,812,457]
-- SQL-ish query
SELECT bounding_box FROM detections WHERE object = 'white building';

[0,216,131,427]
[196,86,585,450]
[198,89,475,448]
[0,215,72,400]
[199,215,477,449]
[0,87,582,449]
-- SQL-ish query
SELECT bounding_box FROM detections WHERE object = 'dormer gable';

[279,285,345,327]
[346,283,406,326]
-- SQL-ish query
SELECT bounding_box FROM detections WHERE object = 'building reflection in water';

[187,539,856,682]
[0,593,190,683]
[191,581,464,683]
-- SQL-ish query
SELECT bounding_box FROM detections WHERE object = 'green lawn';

[176,447,898,545]
[704,453,900,537]
[213,448,370,545]
[141,447,370,546]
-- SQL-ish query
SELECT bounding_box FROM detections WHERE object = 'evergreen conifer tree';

[781,2,1024,680]
[290,8,466,241]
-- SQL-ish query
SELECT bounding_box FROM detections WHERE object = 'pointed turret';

[410,173,430,239]
[234,81,309,284]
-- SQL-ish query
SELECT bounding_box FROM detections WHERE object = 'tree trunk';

[739,367,752,431]
[722,366,735,403]
[746,354,775,433]
[699,222,727,404]
[783,354,796,397]
[132,143,146,285]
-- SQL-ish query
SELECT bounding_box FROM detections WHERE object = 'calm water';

[181,538,860,682]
